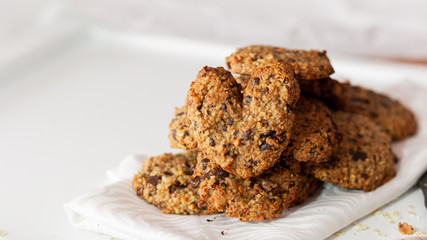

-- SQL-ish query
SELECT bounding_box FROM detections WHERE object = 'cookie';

[226,45,334,80]
[191,152,314,221]
[282,95,338,163]
[168,107,196,150]
[299,78,349,109]
[132,151,217,215]
[309,111,396,192]
[186,63,299,179]
[341,85,417,141]
[301,78,417,141]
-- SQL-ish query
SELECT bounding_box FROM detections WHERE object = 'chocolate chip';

[220,103,227,110]
[248,159,258,166]
[380,97,393,106]
[146,175,161,186]
[252,77,260,86]
[245,96,252,103]
[226,61,231,69]
[201,158,210,170]
[209,139,215,146]
[242,130,251,140]
[212,168,229,179]
[227,119,234,125]
[202,73,207,78]
[260,143,271,150]
[172,129,177,140]
[183,168,193,175]
[351,150,367,161]
[370,112,378,118]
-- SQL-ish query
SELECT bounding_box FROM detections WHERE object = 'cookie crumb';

[206,217,216,222]
[414,231,427,236]
[351,221,358,225]
[373,229,387,237]
[221,231,226,235]
[354,224,369,232]
[392,211,401,220]
[0,230,7,236]
[106,237,115,240]
[409,205,414,209]
[398,222,414,235]
[382,212,392,219]
[408,211,416,215]
[390,220,395,224]
[335,230,344,236]
[372,209,381,215]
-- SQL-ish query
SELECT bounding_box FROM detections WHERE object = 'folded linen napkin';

[64,82,427,240]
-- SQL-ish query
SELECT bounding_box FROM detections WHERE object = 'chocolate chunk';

[146,175,161,186]
[260,143,271,150]
[242,130,252,140]
[220,103,227,110]
[351,150,368,161]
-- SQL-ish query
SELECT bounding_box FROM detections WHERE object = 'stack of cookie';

[132,45,417,222]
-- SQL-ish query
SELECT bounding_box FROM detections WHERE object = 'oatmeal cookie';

[168,107,196,150]
[299,78,349,109]
[282,96,338,163]
[186,63,299,179]
[301,79,417,141]
[226,45,334,80]
[132,151,217,215]
[341,85,417,141]
[309,112,396,192]
[191,152,314,221]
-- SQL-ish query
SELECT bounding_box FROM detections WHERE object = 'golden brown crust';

[132,151,218,215]
[226,45,334,80]
[186,63,299,179]
[308,112,396,192]
[168,107,196,150]
[282,96,338,163]
[191,152,313,221]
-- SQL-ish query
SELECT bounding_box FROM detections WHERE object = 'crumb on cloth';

[398,222,414,235]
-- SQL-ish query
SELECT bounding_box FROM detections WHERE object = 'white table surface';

[1,29,426,240]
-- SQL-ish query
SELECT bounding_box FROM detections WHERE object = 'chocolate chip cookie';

[309,111,396,192]
[186,63,299,179]
[301,78,417,141]
[132,151,217,215]
[341,85,417,141]
[191,152,315,221]
[282,95,338,163]
[299,78,350,109]
[226,45,334,80]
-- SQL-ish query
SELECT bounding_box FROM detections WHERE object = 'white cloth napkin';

[64,82,427,240]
